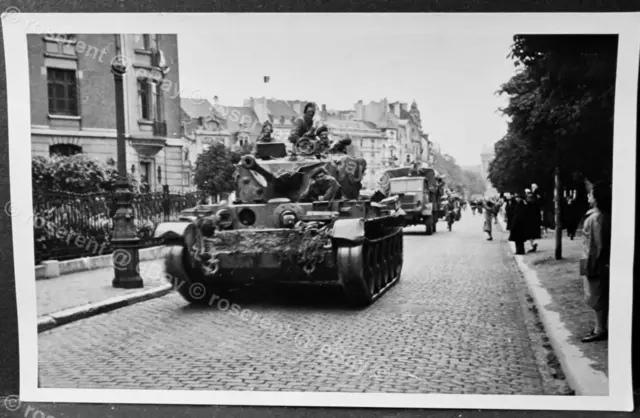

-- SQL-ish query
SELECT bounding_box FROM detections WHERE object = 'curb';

[35,246,166,280]
[37,283,174,333]
[497,216,609,396]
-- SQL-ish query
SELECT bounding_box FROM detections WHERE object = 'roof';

[180,98,214,119]
[266,100,299,118]
[400,109,413,120]
[222,106,262,135]
[325,119,378,131]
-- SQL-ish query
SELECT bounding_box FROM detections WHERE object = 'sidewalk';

[497,215,609,396]
[37,259,173,331]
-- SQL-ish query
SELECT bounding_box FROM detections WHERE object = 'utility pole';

[554,149,563,260]
[111,54,143,288]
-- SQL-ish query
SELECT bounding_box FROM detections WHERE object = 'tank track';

[338,224,403,308]
[162,219,404,308]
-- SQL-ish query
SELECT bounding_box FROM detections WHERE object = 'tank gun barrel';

[239,155,276,183]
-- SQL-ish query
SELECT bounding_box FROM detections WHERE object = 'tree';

[193,142,238,197]
[462,169,487,197]
[489,35,617,259]
[32,154,138,194]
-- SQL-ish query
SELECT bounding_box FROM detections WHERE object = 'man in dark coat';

[505,195,516,231]
[525,188,541,252]
[508,193,529,255]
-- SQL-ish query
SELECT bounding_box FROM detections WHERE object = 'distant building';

[389,100,423,166]
[480,143,498,196]
[29,33,188,192]
[323,118,387,189]
[180,97,262,189]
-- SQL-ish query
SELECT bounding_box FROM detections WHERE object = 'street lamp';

[110,55,143,289]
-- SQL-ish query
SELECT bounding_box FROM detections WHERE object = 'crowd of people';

[468,181,611,344]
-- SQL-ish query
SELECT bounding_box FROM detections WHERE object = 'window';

[137,80,157,121]
[49,144,81,157]
[134,34,156,51]
[47,68,78,116]
[140,162,151,193]
[182,171,191,187]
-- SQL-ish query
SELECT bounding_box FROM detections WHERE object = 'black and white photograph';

[1,12,636,412]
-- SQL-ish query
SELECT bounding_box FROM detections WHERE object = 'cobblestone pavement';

[38,210,567,394]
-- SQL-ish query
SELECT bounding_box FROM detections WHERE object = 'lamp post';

[110,56,143,289]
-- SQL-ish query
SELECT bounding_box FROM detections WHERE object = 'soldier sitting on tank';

[329,136,352,154]
[299,167,342,202]
[310,125,331,157]
[288,102,317,147]
[257,120,274,143]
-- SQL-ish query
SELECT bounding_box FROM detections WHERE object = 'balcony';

[153,120,167,137]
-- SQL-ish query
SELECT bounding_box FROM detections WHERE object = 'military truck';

[153,140,406,308]
[377,165,444,235]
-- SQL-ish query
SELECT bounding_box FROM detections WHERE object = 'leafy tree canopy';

[488,35,617,194]
[32,154,137,194]
[193,142,248,196]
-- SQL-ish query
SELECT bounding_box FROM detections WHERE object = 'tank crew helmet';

[310,167,328,180]
[340,135,353,146]
[315,125,329,137]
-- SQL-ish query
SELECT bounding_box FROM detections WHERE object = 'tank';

[153,141,406,308]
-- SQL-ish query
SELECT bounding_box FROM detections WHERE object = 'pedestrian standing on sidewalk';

[564,194,581,240]
[580,180,611,343]
[505,194,516,231]
[508,193,528,254]
[525,188,541,252]
[483,199,494,241]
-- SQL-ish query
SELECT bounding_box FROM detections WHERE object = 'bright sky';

[177,15,517,167]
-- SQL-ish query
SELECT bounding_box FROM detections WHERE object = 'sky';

[177,15,517,167]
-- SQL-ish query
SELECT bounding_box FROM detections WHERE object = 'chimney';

[322,104,327,120]
[355,101,364,121]
[213,96,219,105]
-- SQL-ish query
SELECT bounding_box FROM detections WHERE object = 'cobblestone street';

[38,210,567,394]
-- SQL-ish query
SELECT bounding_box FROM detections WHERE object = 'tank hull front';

[177,228,339,286]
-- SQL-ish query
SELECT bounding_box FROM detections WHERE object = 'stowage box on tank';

[154,141,406,307]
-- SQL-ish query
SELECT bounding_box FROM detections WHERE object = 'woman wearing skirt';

[483,199,494,240]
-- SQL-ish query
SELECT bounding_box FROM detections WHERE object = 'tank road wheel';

[337,245,373,307]
[372,244,384,293]
[338,228,404,308]
[164,224,226,306]
[382,240,393,287]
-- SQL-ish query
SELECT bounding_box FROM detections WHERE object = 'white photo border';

[2,12,638,412]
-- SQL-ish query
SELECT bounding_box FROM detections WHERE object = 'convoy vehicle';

[376,165,444,235]
[153,141,406,308]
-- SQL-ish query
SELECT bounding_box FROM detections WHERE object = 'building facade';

[323,118,387,189]
[29,33,188,193]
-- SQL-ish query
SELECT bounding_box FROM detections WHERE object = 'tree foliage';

[32,154,138,194]
[431,150,483,196]
[488,35,617,194]
[462,169,487,197]
[193,142,241,196]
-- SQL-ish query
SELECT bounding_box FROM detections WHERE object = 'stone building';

[354,99,401,172]
[29,34,188,192]
[389,100,424,166]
